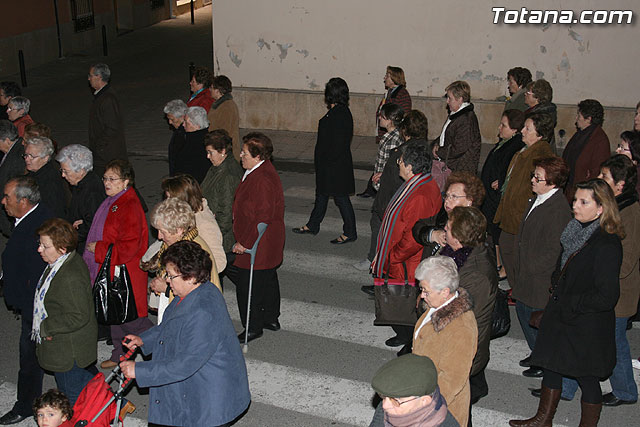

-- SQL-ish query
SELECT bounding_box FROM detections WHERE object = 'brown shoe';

[578,401,602,427]
[509,386,561,426]
[119,401,136,420]
[100,359,117,369]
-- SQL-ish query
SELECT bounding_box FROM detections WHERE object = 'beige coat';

[412,288,478,427]
[195,199,227,272]
[208,98,241,161]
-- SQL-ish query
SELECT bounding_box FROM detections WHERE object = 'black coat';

[372,138,428,219]
[0,140,25,236]
[27,160,68,218]
[2,204,54,314]
[167,125,186,176]
[66,171,106,253]
[172,128,210,183]
[88,84,128,176]
[531,227,622,378]
[314,104,354,196]
[480,134,525,235]
[412,205,448,259]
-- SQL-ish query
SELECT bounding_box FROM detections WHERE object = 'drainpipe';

[53,0,63,58]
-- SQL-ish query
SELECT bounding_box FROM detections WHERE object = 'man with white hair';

[0,121,25,236]
[87,63,127,176]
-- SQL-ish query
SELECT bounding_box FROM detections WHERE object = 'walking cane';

[243,222,268,354]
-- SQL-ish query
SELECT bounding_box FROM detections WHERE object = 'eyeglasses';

[23,153,41,160]
[102,176,123,183]
[530,173,547,183]
[617,144,630,152]
[382,396,421,407]
[163,272,183,281]
[396,157,404,166]
[444,193,467,201]
[419,287,431,297]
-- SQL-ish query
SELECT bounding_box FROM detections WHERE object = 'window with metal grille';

[70,0,95,33]
[150,0,165,9]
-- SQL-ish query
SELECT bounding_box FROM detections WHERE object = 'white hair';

[9,96,30,115]
[91,63,111,83]
[25,136,54,159]
[56,144,93,172]
[414,256,459,292]
[185,106,210,130]
[163,99,188,117]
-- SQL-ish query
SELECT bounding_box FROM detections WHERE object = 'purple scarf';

[82,188,128,282]
[384,386,448,427]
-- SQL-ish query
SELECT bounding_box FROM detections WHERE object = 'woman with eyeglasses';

[84,159,152,370]
[412,255,478,427]
[120,241,250,427]
[493,114,554,289]
[511,157,571,381]
[616,131,640,196]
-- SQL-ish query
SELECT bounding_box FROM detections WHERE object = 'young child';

[33,389,72,427]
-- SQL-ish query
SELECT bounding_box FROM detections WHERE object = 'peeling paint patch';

[431,77,439,83]
[484,74,501,81]
[458,70,483,81]
[540,45,547,54]
[568,29,587,52]
[557,53,570,72]
[332,55,337,60]
[229,51,242,67]
[308,79,319,89]
[416,90,423,94]
[487,53,492,60]
[488,45,492,49]
[535,71,545,80]
[296,49,309,58]
[276,43,293,62]
[257,38,271,50]
[542,23,551,31]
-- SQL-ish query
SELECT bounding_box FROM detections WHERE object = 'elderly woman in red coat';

[229,132,285,344]
[84,159,152,369]
[372,142,442,353]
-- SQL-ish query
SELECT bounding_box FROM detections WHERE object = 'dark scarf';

[563,124,598,187]
[440,245,473,269]
[560,218,600,268]
[211,92,233,110]
[384,386,448,427]
[616,190,639,211]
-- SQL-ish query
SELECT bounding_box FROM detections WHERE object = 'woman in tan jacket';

[208,75,241,161]
[493,113,554,288]
[412,256,478,426]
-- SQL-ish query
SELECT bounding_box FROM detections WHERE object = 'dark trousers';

[228,266,280,333]
[54,362,94,406]
[368,212,382,262]
[543,369,602,404]
[515,301,543,351]
[498,231,517,288]
[468,369,489,426]
[14,314,44,416]
[109,316,154,362]
[391,325,413,345]
[307,193,357,238]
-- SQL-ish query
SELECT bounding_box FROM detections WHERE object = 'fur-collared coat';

[413,288,478,427]
[435,103,481,173]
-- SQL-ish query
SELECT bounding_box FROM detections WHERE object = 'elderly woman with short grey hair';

[57,144,106,253]
[24,136,67,217]
[171,106,210,182]
[412,255,478,427]
[163,99,188,176]
[7,96,34,137]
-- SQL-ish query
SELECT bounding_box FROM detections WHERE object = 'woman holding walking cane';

[228,132,285,343]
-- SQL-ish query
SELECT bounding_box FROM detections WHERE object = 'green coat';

[36,252,98,372]
[201,155,243,252]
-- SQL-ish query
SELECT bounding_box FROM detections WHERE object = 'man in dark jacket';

[0,121,25,237]
[87,63,127,177]
[0,177,54,425]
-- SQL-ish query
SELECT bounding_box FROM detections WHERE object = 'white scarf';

[438,102,470,147]
[31,253,71,343]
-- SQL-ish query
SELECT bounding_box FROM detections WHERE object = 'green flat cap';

[371,354,438,398]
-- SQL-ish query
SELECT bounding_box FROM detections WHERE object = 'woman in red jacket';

[229,133,285,343]
[84,159,151,369]
[372,142,442,352]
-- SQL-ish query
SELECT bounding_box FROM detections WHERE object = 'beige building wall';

[212,0,637,145]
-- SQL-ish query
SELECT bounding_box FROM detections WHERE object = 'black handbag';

[490,288,511,339]
[373,261,419,327]
[93,244,138,325]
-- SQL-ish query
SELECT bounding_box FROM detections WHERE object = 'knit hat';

[371,354,438,398]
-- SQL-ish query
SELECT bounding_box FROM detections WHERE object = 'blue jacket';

[136,282,250,426]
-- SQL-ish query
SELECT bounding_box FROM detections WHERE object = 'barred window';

[70,0,95,33]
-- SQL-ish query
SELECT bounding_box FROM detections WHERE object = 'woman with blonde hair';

[510,178,624,427]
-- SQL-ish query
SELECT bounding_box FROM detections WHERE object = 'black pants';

[228,266,280,333]
[368,212,382,262]
[467,369,489,426]
[307,193,357,239]
[391,325,413,345]
[543,369,602,404]
[14,314,44,416]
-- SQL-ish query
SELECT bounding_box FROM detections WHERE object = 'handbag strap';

[381,252,409,286]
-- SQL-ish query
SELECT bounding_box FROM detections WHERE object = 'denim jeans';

[54,362,95,406]
[307,193,357,238]
[515,301,543,351]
